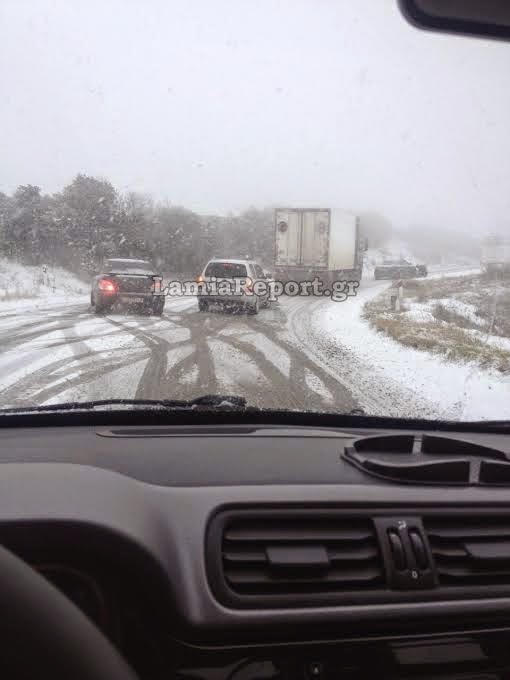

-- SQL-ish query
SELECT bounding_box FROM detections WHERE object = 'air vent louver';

[221,515,383,596]
[425,515,510,586]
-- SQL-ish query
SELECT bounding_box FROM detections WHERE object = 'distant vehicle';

[197,258,270,315]
[481,237,510,274]
[274,208,365,285]
[91,258,165,315]
[374,258,428,280]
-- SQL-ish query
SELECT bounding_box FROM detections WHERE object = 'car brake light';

[197,274,205,283]
[98,278,117,293]
[245,277,253,291]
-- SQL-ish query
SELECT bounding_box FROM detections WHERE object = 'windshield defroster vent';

[207,510,385,607]
[343,435,507,485]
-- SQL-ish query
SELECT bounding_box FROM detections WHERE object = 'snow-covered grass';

[408,274,510,339]
[0,258,88,311]
[432,299,484,328]
[312,278,510,421]
[362,274,510,372]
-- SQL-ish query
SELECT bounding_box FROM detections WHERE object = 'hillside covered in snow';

[0,258,88,311]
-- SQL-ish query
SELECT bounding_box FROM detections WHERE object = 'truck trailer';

[274,208,364,285]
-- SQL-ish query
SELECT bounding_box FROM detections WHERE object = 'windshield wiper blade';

[185,394,247,409]
[0,395,248,414]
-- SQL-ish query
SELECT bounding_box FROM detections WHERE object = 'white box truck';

[274,208,364,284]
[481,237,510,274]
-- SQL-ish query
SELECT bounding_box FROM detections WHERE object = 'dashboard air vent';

[211,512,384,605]
[425,515,510,586]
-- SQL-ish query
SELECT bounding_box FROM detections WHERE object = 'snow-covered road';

[0,282,383,413]
[0,273,508,420]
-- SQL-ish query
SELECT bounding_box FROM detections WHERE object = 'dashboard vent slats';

[209,509,510,609]
[224,524,373,542]
[425,516,510,586]
[225,566,382,588]
[221,516,384,596]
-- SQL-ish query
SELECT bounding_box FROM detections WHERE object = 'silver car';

[197,258,270,315]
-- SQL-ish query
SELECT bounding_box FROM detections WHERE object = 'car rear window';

[204,262,248,278]
[105,259,153,273]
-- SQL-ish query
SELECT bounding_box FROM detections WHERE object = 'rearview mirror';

[398,0,510,41]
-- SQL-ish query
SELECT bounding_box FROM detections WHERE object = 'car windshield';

[1,1,509,423]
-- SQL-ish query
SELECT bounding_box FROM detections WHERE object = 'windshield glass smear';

[0,0,509,422]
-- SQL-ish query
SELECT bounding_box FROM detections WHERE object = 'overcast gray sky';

[1,0,510,233]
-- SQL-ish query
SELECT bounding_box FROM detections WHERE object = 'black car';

[91,258,165,315]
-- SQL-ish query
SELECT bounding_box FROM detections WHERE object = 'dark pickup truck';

[90,258,165,315]
[374,259,428,280]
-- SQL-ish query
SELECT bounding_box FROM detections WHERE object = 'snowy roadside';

[0,259,89,314]
[308,276,510,421]
[427,266,481,280]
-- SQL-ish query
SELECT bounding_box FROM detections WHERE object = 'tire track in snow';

[0,303,150,405]
[284,294,445,418]
[99,308,225,399]
[222,328,354,411]
[0,290,393,412]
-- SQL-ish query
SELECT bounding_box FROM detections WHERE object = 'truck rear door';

[275,209,301,266]
[301,210,330,268]
[275,209,330,268]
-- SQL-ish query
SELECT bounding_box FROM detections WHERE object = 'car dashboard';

[2,418,510,680]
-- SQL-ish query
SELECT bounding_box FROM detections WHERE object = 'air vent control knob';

[375,517,436,590]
